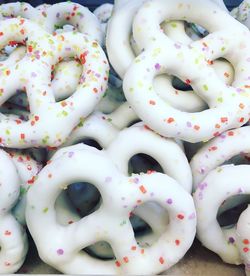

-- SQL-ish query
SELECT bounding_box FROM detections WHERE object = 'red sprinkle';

[177,214,185,220]
[139,185,147,194]
[159,257,165,264]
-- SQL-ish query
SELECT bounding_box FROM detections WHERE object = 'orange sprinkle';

[149,100,156,105]
[123,257,129,263]
[220,117,228,123]
[208,146,217,152]
[141,249,145,254]
[139,185,147,194]
[239,103,245,109]
[61,101,67,107]
[4,230,11,236]
[115,261,121,267]
[224,72,229,78]
[48,173,52,178]
[131,246,137,251]
[194,125,200,131]
[166,117,175,124]
[228,131,234,136]
[215,124,221,129]
[27,176,35,185]
[243,239,249,245]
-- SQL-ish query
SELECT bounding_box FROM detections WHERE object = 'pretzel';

[0,149,28,273]
[0,2,39,21]
[107,0,235,115]
[94,3,113,33]
[235,204,250,275]
[193,164,250,265]
[8,150,43,225]
[231,0,250,29]
[190,126,250,189]
[0,18,109,148]
[54,119,189,258]
[122,0,250,143]
[36,2,103,44]
[26,144,196,274]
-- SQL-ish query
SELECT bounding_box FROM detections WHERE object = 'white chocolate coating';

[0,149,28,273]
[194,165,250,265]
[26,145,196,274]
[191,126,250,189]
[123,0,250,142]
[235,205,250,275]
[8,150,43,225]
[94,3,114,34]
[0,19,109,148]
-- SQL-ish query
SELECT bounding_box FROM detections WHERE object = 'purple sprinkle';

[186,122,192,128]
[246,263,250,269]
[65,47,71,51]
[134,177,139,184]
[199,167,205,174]
[228,237,235,244]
[188,213,196,220]
[105,176,112,183]
[166,198,173,204]
[56,12,60,18]
[247,57,250,62]
[198,182,207,190]
[57,249,64,255]
[68,152,74,158]
[31,72,37,77]
[174,43,181,49]
[155,63,161,70]
[238,187,244,193]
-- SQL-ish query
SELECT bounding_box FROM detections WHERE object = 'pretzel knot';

[122,0,250,143]
[0,149,28,273]
[0,18,109,148]
[26,145,196,274]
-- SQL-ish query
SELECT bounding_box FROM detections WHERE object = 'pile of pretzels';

[1,0,250,274]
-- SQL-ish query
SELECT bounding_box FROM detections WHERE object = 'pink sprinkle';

[166,198,173,204]
[57,249,64,255]
[155,63,161,70]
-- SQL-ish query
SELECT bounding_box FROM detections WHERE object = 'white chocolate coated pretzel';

[0,2,39,21]
[235,204,250,275]
[54,148,169,260]
[94,3,113,33]
[191,126,250,189]
[0,19,109,148]
[8,150,43,225]
[107,0,233,114]
[194,165,250,265]
[26,145,196,274]
[0,149,28,273]
[123,0,250,142]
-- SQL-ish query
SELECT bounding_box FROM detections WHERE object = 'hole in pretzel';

[217,194,250,228]
[0,102,29,122]
[84,241,115,260]
[67,182,101,218]
[51,58,83,102]
[128,153,164,175]
[224,152,250,166]
[81,202,169,260]
[73,138,102,151]
[53,24,76,34]
[130,202,169,248]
